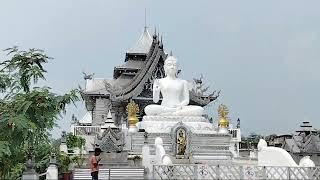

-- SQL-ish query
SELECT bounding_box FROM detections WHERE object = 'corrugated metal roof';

[113,74,134,87]
[127,28,152,54]
[116,60,146,69]
[85,78,113,94]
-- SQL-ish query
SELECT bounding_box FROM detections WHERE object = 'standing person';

[90,148,102,180]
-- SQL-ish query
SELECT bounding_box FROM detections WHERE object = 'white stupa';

[101,110,117,129]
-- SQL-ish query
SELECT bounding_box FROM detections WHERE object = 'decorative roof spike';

[155,32,159,43]
[107,110,112,119]
[170,50,173,56]
[153,27,157,39]
[236,118,241,128]
[144,8,147,30]
[83,71,94,80]
[159,35,163,49]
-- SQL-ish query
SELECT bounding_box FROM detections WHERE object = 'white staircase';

[73,168,145,180]
[73,169,108,179]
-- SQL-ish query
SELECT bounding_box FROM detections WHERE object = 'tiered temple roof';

[283,121,320,153]
[81,27,219,123]
[296,121,317,134]
[127,28,153,54]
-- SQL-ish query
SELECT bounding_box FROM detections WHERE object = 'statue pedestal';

[131,115,233,165]
[138,116,216,133]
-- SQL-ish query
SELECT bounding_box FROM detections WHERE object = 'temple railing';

[73,126,100,136]
[152,164,320,180]
[73,167,146,180]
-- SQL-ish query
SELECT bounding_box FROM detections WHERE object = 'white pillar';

[142,144,151,169]
[60,143,68,154]
[46,164,58,180]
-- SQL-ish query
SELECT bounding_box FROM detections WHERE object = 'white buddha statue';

[144,55,204,116]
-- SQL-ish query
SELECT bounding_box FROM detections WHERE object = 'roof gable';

[127,28,152,54]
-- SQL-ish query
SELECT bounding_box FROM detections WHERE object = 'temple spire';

[144,8,147,31]
[153,27,157,39]
[127,27,152,54]
[159,35,163,49]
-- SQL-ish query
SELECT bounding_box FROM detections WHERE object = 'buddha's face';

[164,58,177,77]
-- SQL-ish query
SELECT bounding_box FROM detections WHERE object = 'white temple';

[63,26,318,180]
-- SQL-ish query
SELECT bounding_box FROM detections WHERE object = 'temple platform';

[129,115,233,165]
[137,116,216,133]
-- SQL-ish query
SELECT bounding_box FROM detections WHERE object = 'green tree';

[66,132,85,149]
[0,47,79,179]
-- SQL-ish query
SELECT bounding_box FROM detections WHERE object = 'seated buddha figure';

[144,55,204,116]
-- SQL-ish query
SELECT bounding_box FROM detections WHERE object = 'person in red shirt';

[90,148,102,180]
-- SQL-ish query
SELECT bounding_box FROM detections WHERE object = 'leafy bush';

[66,133,86,149]
[58,153,72,173]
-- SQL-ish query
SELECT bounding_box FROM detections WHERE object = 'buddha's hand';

[153,79,161,91]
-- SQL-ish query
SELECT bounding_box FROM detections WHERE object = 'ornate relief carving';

[139,60,165,98]
[94,127,124,153]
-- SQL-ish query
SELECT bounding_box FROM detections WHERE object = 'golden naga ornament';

[127,100,139,128]
[218,104,229,128]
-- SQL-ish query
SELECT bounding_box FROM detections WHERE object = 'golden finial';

[127,99,139,117]
[127,100,139,128]
[218,104,229,119]
[218,104,229,128]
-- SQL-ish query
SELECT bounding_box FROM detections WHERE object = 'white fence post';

[262,166,267,180]
[152,165,155,179]
[217,165,220,180]
[287,167,291,180]
[193,164,198,179]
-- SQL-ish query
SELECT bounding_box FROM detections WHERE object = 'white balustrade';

[153,164,320,180]
[73,126,100,135]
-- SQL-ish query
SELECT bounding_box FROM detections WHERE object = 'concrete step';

[73,168,145,180]
[73,169,109,180]
[110,168,145,179]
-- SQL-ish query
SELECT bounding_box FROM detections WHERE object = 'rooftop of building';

[126,27,153,55]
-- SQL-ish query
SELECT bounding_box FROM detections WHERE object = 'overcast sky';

[1,0,319,138]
